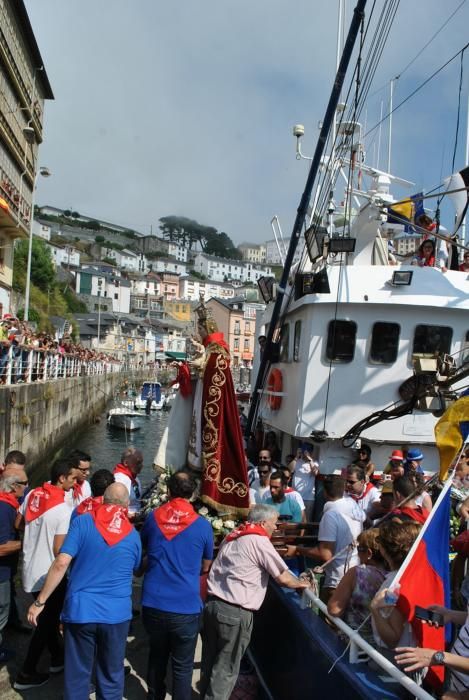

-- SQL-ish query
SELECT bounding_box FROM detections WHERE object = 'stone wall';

[0,371,149,478]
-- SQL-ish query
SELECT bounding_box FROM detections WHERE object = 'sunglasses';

[15,480,28,486]
[258,470,270,475]
[357,546,368,553]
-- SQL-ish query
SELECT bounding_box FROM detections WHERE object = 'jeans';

[64,620,130,700]
[142,606,200,700]
[200,598,253,700]
[22,578,66,674]
[0,579,10,647]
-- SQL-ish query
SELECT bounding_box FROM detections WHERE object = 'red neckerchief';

[392,506,429,524]
[73,481,84,501]
[225,522,269,542]
[203,332,229,352]
[0,492,19,510]
[91,504,132,545]
[348,481,374,503]
[114,464,137,485]
[25,483,65,522]
[76,495,103,515]
[284,487,294,493]
[154,498,198,541]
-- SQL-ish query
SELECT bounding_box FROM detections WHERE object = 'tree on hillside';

[159,215,240,259]
[13,238,55,292]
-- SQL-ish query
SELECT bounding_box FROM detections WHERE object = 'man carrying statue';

[154,298,249,516]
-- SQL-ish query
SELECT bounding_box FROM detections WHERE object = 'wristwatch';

[33,600,45,608]
[432,651,445,666]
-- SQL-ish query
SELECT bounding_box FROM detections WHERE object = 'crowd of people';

[0,314,120,384]
[0,438,468,699]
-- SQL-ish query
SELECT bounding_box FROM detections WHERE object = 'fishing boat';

[241,1,469,698]
[107,406,141,431]
[134,382,165,411]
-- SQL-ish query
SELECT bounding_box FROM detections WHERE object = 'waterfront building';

[179,275,236,302]
[205,297,264,369]
[0,0,53,314]
[392,231,422,256]
[193,252,272,284]
[237,242,266,263]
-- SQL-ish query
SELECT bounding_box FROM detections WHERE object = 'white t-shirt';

[318,497,365,588]
[20,492,72,593]
[114,472,142,513]
[292,459,318,501]
[65,480,92,509]
[346,485,381,516]
[251,479,271,503]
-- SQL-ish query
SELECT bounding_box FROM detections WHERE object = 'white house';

[74,267,131,314]
[149,257,187,276]
[179,275,236,301]
[264,237,302,265]
[32,220,51,241]
[103,247,146,272]
[193,253,272,284]
[47,242,80,268]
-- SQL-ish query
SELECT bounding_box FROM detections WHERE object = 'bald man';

[26,482,142,699]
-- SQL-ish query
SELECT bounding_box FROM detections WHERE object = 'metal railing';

[302,589,433,700]
[0,343,126,385]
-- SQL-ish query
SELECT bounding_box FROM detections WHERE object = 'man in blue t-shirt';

[26,482,141,700]
[141,471,213,700]
[264,471,302,522]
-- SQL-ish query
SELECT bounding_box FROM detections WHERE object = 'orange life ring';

[267,369,283,410]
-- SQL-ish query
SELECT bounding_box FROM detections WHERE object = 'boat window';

[412,325,452,356]
[293,321,301,362]
[279,324,290,362]
[370,322,400,364]
[326,320,357,363]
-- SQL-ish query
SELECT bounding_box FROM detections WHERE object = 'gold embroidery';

[201,354,248,500]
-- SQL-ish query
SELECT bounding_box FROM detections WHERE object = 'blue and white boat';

[134,382,165,410]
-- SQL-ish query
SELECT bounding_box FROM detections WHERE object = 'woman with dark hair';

[370,520,422,652]
[328,528,387,642]
[353,444,375,481]
[411,239,436,267]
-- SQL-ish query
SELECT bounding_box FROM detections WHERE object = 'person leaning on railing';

[394,606,469,700]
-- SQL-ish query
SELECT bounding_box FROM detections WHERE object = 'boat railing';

[301,589,434,700]
[0,342,132,385]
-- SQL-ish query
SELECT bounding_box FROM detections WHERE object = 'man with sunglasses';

[0,471,28,662]
[250,450,274,502]
[66,450,92,509]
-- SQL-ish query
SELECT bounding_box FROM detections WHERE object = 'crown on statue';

[195,294,218,334]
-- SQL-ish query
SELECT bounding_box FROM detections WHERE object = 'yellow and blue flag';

[434,396,469,480]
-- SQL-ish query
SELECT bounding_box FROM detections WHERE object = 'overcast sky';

[24,0,469,243]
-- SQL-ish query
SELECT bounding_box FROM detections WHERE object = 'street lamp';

[24,165,51,322]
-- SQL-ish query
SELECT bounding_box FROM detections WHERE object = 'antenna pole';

[246,0,368,438]
[387,78,395,173]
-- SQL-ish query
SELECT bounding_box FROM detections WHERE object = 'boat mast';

[246,0,368,438]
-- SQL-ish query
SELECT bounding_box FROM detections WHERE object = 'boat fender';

[267,369,283,410]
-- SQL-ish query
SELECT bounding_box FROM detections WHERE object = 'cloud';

[25,0,469,242]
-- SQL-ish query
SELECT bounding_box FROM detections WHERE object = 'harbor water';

[70,408,169,490]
